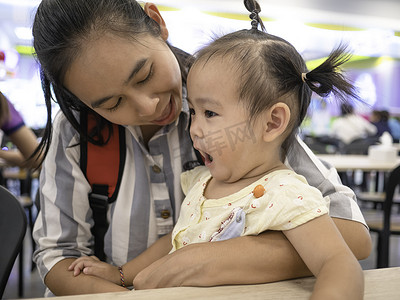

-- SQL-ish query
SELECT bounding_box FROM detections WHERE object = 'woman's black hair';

[32,0,190,166]
[191,0,359,158]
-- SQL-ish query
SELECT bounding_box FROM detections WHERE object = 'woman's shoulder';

[52,110,81,144]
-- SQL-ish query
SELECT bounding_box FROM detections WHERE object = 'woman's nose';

[133,94,160,117]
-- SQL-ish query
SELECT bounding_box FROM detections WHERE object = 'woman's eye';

[107,97,123,112]
[137,65,153,84]
[205,110,217,118]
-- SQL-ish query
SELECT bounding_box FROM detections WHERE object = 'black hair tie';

[250,10,259,29]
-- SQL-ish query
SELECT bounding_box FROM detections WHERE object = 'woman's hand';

[68,256,120,285]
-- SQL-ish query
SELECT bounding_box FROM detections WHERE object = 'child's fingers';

[68,259,96,276]
[68,256,98,270]
[73,261,89,276]
[68,257,88,270]
[82,266,93,275]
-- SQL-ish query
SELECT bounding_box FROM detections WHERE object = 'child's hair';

[191,0,359,158]
[32,0,191,164]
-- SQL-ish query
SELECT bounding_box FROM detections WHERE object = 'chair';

[1,167,39,297]
[338,136,379,187]
[0,185,27,298]
[302,135,341,154]
[360,165,400,268]
[340,136,379,155]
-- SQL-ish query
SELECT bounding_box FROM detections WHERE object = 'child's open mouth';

[198,150,213,165]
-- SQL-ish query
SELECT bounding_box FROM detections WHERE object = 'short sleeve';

[180,166,209,195]
[244,173,329,234]
[1,99,25,135]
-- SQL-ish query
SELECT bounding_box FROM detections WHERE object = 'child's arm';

[68,232,173,287]
[283,214,364,300]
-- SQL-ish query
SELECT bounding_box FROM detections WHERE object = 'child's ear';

[144,3,169,41]
[262,103,291,142]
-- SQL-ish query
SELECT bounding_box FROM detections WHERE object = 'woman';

[32,0,371,296]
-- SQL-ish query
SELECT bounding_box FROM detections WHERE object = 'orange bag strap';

[80,112,126,261]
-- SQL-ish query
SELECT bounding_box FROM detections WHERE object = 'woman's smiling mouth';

[152,96,176,125]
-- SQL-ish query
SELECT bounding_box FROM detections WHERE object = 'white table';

[316,154,400,172]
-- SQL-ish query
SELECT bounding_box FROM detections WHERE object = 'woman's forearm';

[133,218,371,289]
[332,217,372,260]
[133,230,311,289]
[45,258,128,295]
[208,231,311,284]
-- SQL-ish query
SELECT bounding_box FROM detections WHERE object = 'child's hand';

[68,256,120,285]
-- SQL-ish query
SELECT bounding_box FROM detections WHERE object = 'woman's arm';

[33,113,104,295]
[0,125,41,168]
[133,216,369,289]
[284,214,364,299]
[332,217,371,260]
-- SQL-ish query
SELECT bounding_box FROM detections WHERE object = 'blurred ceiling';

[155,0,400,31]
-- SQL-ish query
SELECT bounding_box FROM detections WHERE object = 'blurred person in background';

[0,91,41,168]
[331,103,377,145]
[371,110,392,138]
[388,115,400,143]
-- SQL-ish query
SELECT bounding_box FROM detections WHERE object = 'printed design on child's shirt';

[182,236,190,246]
[190,212,197,220]
[203,211,211,221]
[293,195,304,206]
[198,230,207,240]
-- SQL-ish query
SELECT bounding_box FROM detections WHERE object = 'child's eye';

[205,110,217,118]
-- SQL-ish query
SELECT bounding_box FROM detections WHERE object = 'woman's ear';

[262,103,291,142]
[144,3,169,41]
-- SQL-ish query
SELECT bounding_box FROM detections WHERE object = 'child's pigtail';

[302,44,359,103]
[244,0,266,32]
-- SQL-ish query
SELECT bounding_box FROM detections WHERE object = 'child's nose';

[189,117,204,139]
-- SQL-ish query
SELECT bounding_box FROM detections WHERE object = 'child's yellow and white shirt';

[171,166,329,252]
